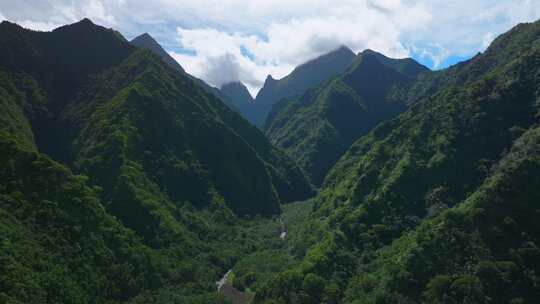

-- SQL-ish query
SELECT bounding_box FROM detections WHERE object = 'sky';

[1,0,540,96]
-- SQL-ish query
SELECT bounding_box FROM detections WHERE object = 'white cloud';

[1,0,540,93]
[168,1,428,93]
[82,0,116,25]
[412,44,452,69]
[0,0,120,32]
[17,20,64,31]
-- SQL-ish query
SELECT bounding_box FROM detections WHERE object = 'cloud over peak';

[2,0,540,94]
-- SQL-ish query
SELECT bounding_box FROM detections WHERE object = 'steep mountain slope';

[255,20,540,303]
[221,81,256,120]
[344,126,540,303]
[5,19,312,214]
[0,19,313,303]
[363,48,430,77]
[0,67,235,304]
[250,46,356,126]
[265,50,428,185]
[130,32,241,112]
[222,82,254,105]
[130,32,185,73]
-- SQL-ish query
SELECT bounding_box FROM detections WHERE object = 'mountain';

[128,33,313,204]
[220,81,257,121]
[362,48,430,77]
[221,81,254,106]
[130,32,241,112]
[265,50,428,185]
[131,32,185,73]
[0,18,313,303]
[129,34,356,128]
[255,19,540,303]
[249,46,356,126]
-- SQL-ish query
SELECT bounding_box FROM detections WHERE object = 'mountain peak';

[356,48,429,77]
[130,32,185,73]
[253,45,356,126]
[360,49,396,61]
[0,20,21,30]
[132,32,155,43]
[52,18,102,34]
[333,45,355,56]
[65,18,96,29]
[0,20,14,26]
[222,81,247,88]
[361,48,376,53]
[263,74,277,86]
[78,18,94,25]
[298,45,356,70]
[221,81,254,104]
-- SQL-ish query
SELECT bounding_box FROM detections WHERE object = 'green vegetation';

[254,19,540,303]
[2,15,540,304]
[130,32,246,114]
[265,50,427,186]
[231,200,317,297]
[0,19,313,303]
[343,125,540,303]
[248,46,356,127]
[0,135,242,303]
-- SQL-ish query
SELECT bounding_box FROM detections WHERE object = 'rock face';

[265,49,429,185]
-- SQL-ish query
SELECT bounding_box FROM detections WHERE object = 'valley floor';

[218,199,316,303]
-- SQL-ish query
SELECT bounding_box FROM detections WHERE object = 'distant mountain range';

[265,49,429,185]
[219,46,359,128]
[251,46,357,126]
[130,33,359,130]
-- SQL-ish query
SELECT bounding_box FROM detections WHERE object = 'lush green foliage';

[255,20,540,303]
[231,200,318,296]
[0,134,245,303]
[344,125,540,303]
[0,19,313,303]
[130,32,245,114]
[265,50,427,185]
[3,16,540,304]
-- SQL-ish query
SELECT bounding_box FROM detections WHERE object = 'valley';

[1,13,540,304]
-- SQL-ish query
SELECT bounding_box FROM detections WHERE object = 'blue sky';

[1,0,539,95]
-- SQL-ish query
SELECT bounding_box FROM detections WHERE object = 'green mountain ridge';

[2,14,540,304]
[265,49,428,186]
[245,46,357,127]
[253,19,540,303]
[130,32,186,73]
[129,32,242,113]
[0,18,313,303]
